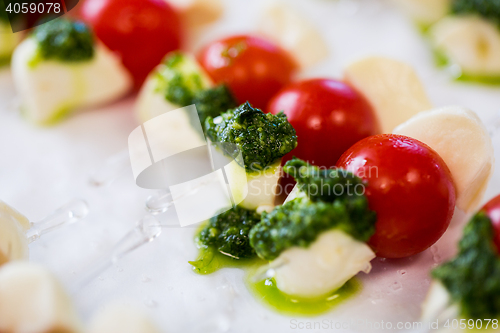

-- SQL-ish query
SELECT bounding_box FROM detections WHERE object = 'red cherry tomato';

[268,78,380,167]
[480,195,500,252]
[198,35,297,110]
[81,0,182,89]
[337,134,456,259]
[267,79,380,198]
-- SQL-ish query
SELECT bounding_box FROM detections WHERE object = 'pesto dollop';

[192,85,237,126]
[249,159,376,261]
[432,212,500,320]
[284,157,367,204]
[205,102,298,172]
[33,18,94,62]
[156,52,206,106]
[0,5,8,23]
[196,206,261,259]
[156,52,237,125]
[452,0,500,27]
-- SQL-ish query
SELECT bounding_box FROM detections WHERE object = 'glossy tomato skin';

[267,78,380,199]
[480,194,500,252]
[267,79,380,168]
[198,35,297,110]
[337,134,456,259]
[81,0,182,89]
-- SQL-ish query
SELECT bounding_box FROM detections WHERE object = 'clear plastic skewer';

[0,199,89,266]
[145,190,178,215]
[26,199,89,243]
[70,215,162,292]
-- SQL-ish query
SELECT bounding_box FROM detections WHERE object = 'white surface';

[1,0,500,332]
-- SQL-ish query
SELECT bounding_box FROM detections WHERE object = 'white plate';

[1,0,500,332]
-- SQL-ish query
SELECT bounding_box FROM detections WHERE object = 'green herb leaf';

[432,212,500,319]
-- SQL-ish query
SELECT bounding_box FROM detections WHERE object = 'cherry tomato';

[198,35,297,110]
[81,0,182,89]
[268,78,380,168]
[337,134,456,259]
[480,194,500,252]
[267,79,380,199]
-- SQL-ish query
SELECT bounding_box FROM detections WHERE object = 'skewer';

[70,215,162,292]
[26,199,89,243]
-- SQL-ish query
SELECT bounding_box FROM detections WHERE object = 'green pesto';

[452,0,500,28]
[0,55,10,67]
[249,158,376,261]
[0,5,8,23]
[20,103,73,126]
[432,212,500,320]
[189,246,264,275]
[456,73,500,85]
[284,157,367,204]
[205,102,298,172]
[33,18,94,63]
[37,104,72,126]
[192,85,237,126]
[196,206,262,259]
[0,0,15,24]
[433,48,451,68]
[155,52,236,125]
[155,52,205,106]
[249,195,375,261]
[416,21,434,35]
[247,277,360,316]
[433,48,500,85]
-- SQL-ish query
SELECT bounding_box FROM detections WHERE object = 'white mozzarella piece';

[135,53,213,123]
[0,201,30,265]
[257,2,328,68]
[12,38,132,125]
[421,280,454,323]
[344,57,433,133]
[431,16,500,78]
[136,76,183,124]
[394,106,494,212]
[273,229,375,298]
[389,0,450,26]
[421,281,462,333]
[88,303,161,333]
[225,159,282,210]
[0,262,83,333]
